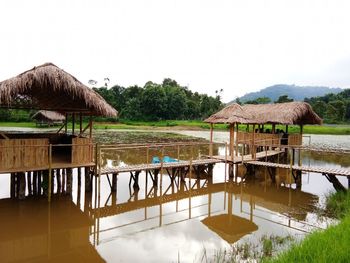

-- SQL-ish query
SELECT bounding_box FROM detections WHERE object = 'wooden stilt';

[62,169,66,193]
[56,169,61,193]
[33,171,38,195]
[66,168,72,195]
[85,167,92,192]
[112,173,117,192]
[27,172,32,195]
[18,172,26,200]
[10,173,15,198]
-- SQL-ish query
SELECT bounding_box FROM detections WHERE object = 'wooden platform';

[206,150,284,164]
[100,158,220,175]
[247,161,350,177]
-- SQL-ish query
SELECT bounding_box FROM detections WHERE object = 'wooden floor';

[100,150,284,175]
[100,158,220,175]
[207,150,284,164]
[248,160,350,176]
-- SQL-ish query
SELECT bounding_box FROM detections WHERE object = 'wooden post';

[229,124,234,161]
[79,113,83,135]
[112,173,117,192]
[235,123,239,156]
[27,172,32,195]
[65,113,68,134]
[252,124,256,159]
[18,172,26,200]
[66,168,72,195]
[48,144,52,202]
[89,115,93,138]
[85,167,91,192]
[10,173,15,198]
[286,125,289,134]
[72,113,75,135]
[33,171,38,196]
[62,169,66,193]
[209,123,213,156]
[56,169,61,193]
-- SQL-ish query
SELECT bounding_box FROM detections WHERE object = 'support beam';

[79,113,83,134]
[89,115,93,138]
[64,113,68,134]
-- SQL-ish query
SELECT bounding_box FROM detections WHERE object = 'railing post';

[48,144,52,202]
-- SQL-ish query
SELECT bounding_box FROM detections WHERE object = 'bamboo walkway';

[247,160,350,177]
[100,158,220,175]
[207,150,284,164]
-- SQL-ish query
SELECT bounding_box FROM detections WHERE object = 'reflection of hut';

[0,197,105,262]
[201,214,258,244]
[32,110,65,127]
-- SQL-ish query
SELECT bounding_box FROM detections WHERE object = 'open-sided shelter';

[205,102,322,159]
[0,62,117,173]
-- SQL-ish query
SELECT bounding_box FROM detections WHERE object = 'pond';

[0,129,349,262]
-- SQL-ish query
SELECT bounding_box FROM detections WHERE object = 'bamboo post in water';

[48,144,52,202]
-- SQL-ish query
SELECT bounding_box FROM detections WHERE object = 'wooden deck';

[206,150,284,164]
[100,158,220,175]
[247,161,350,177]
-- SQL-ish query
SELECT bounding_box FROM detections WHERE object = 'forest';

[92,78,223,121]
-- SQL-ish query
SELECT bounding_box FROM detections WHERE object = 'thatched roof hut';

[32,110,65,125]
[242,102,322,125]
[204,103,258,124]
[0,63,117,117]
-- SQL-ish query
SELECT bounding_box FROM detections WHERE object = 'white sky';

[0,0,350,102]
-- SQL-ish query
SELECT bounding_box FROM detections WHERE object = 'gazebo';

[32,110,65,127]
[205,102,322,159]
[0,63,117,199]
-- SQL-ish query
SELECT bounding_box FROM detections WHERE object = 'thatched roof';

[204,103,257,124]
[205,102,322,125]
[32,110,65,122]
[242,102,322,125]
[0,63,117,117]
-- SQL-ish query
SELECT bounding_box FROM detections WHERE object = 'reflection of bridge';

[91,179,318,220]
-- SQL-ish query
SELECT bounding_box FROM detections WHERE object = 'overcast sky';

[0,0,349,102]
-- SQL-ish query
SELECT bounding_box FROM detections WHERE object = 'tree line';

[93,78,224,121]
[305,89,350,123]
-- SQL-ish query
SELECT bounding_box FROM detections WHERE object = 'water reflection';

[1,132,348,262]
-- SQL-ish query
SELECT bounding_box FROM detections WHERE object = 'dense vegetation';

[305,89,350,123]
[93,78,223,121]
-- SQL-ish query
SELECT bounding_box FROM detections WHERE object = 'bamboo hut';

[205,102,322,159]
[0,62,117,174]
[204,103,259,159]
[32,110,65,127]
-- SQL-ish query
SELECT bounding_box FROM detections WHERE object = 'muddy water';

[0,130,349,262]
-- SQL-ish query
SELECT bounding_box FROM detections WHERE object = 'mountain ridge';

[235,84,343,103]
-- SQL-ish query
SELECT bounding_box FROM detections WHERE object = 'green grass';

[265,190,350,263]
[265,215,350,263]
[1,120,350,135]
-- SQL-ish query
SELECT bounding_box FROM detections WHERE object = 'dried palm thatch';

[242,102,322,125]
[0,63,117,117]
[32,110,65,122]
[204,103,258,124]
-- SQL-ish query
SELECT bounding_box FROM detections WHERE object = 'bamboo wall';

[0,139,49,172]
[236,132,302,146]
[71,138,93,164]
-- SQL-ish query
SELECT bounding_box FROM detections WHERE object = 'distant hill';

[236,84,343,103]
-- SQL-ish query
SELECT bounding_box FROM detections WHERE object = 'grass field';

[266,190,350,263]
[1,120,350,135]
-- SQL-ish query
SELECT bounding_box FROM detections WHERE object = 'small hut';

[205,101,322,160]
[0,62,117,173]
[32,110,65,127]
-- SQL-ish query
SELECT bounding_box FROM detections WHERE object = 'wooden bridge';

[247,161,350,177]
